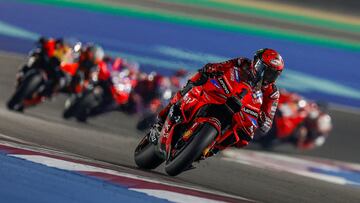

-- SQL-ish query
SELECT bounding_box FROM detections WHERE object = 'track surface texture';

[1,53,360,203]
[1,0,360,202]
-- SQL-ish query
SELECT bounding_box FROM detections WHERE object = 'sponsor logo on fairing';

[218,78,230,94]
[234,67,240,82]
[243,107,259,118]
[210,79,221,89]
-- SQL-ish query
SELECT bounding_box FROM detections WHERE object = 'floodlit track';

[1,52,360,202]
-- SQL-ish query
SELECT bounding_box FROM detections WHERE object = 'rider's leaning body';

[154,48,285,149]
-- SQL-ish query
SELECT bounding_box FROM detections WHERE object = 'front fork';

[148,104,184,160]
[165,105,184,154]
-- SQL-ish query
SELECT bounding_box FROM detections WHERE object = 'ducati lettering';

[243,107,259,118]
[218,78,230,94]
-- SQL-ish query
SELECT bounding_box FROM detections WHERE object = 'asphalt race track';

[1,52,360,202]
[1,0,360,202]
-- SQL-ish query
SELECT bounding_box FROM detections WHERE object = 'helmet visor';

[253,59,267,83]
[263,68,281,84]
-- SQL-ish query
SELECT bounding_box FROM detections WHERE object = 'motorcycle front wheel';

[164,123,217,176]
[134,135,164,170]
[7,71,43,111]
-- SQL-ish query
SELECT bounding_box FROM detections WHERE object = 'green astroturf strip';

[18,0,360,51]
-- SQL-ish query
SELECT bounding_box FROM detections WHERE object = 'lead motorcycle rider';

[150,48,284,151]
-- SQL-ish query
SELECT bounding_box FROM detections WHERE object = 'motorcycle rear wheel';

[165,123,217,176]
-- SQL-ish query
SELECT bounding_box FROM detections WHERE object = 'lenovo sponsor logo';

[243,107,259,118]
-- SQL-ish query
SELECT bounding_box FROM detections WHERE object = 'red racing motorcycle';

[63,66,135,122]
[134,69,263,176]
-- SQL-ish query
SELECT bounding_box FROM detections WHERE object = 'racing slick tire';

[134,135,164,170]
[165,123,217,176]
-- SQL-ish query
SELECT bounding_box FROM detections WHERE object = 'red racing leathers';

[158,57,280,147]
